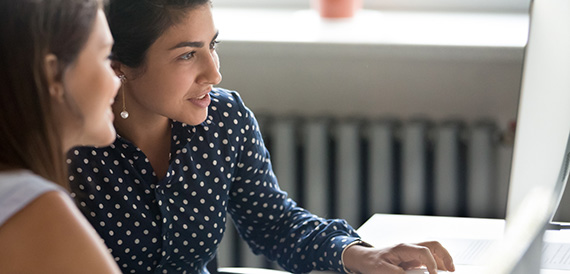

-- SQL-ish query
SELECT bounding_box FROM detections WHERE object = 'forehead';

[154,5,215,47]
[92,10,113,44]
[79,9,112,55]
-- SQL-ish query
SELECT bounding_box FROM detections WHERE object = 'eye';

[105,53,113,64]
[210,40,220,50]
[180,51,196,60]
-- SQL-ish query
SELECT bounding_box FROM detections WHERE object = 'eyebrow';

[169,31,219,50]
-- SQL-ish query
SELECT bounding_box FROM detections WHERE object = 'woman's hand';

[342,241,455,274]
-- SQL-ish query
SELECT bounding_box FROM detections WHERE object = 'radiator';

[216,116,512,269]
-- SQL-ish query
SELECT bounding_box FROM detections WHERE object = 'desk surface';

[356,214,570,274]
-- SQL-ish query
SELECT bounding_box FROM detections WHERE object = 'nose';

[197,50,222,86]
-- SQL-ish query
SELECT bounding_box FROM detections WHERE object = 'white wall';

[217,41,524,132]
[216,41,523,219]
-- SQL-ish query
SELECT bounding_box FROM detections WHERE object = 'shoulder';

[0,179,120,273]
[0,170,64,226]
[209,87,249,114]
[67,139,125,165]
[210,87,243,103]
[208,87,256,124]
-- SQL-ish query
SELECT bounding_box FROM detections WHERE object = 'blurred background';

[210,0,531,270]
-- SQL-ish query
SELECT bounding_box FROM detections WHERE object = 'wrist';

[341,240,373,274]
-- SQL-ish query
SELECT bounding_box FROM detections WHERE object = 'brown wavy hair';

[0,0,102,187]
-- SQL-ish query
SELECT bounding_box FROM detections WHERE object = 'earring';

[118,75,129,119]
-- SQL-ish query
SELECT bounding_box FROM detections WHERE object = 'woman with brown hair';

[0,0,121,272]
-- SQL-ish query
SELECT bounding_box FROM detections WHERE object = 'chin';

[89,126,117,147]
[183,110,208,126]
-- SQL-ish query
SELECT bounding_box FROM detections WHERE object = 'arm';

[219,90,455,274]
[0,190,121,273]
[224,90,359,273]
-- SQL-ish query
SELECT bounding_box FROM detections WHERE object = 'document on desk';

[427,238,570,270]
[436,238,496,265]
[543,242,570,270]
[437,239,570,270]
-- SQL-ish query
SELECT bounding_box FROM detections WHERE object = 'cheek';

[88,68,114,112]
[129,73,180,111]
[129,61,202,110]
[148,68,193,96]
[79,64,118,124]
[65,68,97,113]
[105,63,120,92]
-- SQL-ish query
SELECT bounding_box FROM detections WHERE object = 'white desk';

[356,214,570,274]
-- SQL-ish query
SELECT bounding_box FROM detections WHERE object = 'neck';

[112,101,172,179]
[113,104,171,148]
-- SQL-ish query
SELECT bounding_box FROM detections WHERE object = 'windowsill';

[213,8,529,48]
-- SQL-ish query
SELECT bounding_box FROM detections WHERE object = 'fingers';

[419,243,447,271]
[392,243,438,274]
[416,246,438,274]
[417,241,455,272]
[399,260,423,270]
[384,262,408,274]
[354,241,455,274]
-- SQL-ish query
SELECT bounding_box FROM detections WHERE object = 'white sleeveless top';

[0,170,66,226]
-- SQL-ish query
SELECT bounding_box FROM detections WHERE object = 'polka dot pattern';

[68,88,361,273]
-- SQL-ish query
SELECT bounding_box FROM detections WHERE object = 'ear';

[111,60,125,78]
[44,53,64,99]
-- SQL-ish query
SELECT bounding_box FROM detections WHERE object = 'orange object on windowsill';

[314,0,362,18]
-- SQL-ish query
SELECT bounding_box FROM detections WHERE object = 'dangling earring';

[118,75,129,119]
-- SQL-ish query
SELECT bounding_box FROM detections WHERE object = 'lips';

[188,92,211,109]
[108,99,115,119]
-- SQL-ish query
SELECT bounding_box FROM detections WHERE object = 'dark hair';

[0,0,101,187]
[107,0,210,69]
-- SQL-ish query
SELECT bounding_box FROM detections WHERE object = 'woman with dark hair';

[0,0,121,272]
[67,0,455,273]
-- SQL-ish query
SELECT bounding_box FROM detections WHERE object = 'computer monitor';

[498,0,570,272]
[506,0,570,221]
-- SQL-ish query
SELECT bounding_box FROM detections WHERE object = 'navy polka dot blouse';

[67,88,361,274]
